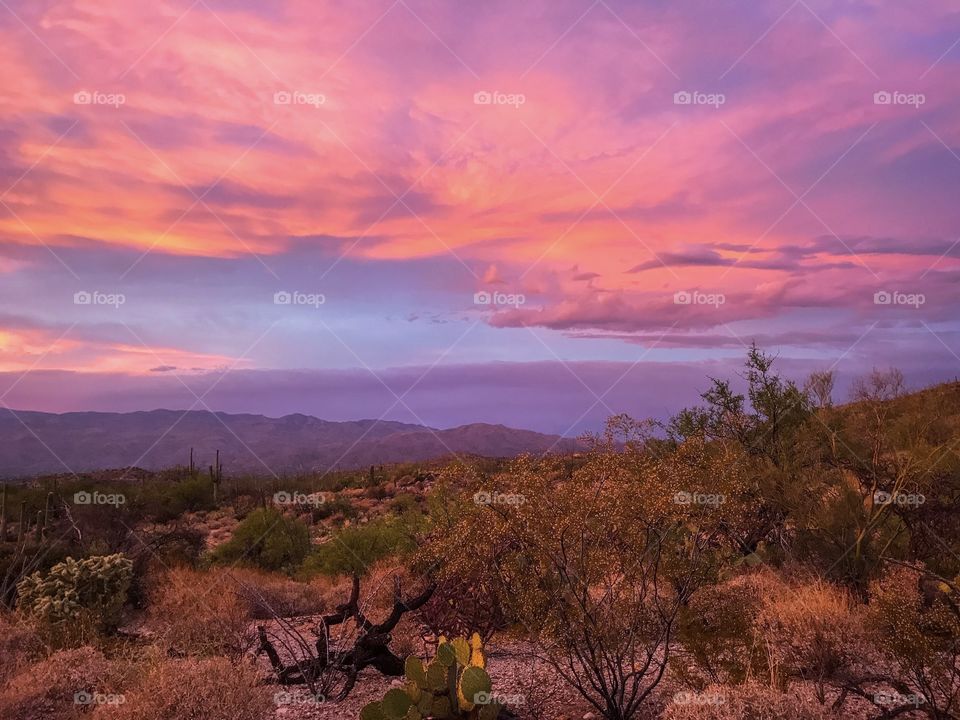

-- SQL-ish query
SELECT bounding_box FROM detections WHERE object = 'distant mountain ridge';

[0,408,579,478]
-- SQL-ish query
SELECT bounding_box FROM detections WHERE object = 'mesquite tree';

[422,420,741,720]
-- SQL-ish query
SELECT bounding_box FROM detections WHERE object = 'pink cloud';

[0,0,957,401]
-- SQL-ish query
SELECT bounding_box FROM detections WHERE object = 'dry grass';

[754,575,871,688]
[662,682,834,720]
[0,646,124,720]
[147,567,251,658]
[0,611,43,684]
[229,567,332,619]
[96,655,271,720]
[670,568,877,713]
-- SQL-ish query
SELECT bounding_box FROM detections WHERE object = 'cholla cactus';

[361,633,503,720]
[16,553,133,629]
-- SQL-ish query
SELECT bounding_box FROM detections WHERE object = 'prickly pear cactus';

[361,633,502,720]
[16,553,133,628]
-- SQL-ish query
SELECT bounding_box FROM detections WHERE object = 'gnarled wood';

[256,574,435,700]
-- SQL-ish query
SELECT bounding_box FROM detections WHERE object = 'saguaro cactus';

[212,449,223,503]
[43,492,54,536]
[0,483,7,542]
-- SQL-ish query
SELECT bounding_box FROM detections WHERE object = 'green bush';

[303,513,424,577]
[210,507,310,573]
[390,492,420,514]
[137,475,216,521]
[310,494,357,522]
[675,574,768,687]
[16,554,133,632]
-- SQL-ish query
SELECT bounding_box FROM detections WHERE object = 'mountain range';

[0,408,578,478]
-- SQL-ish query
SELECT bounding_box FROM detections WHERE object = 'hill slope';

[0,409,578,478]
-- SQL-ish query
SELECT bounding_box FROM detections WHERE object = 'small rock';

[583,714,597,720]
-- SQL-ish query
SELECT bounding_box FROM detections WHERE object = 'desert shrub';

[127,527,206,608]
[16,554,132,641]
[417,573,507,643]
[680,570,882,708]
[675,572,772,687]
[659,348,808,560]
[303,513,423,577]
[309,494,356,522]
[142,527,206,567]
[135,476,216,522]
[210,507,310,573]
[662,682,833,720]
[96,655,271,720]
[148,567,251,657]
[365,483,390,500]
[868,565,960,717]
[230,493,261,520]
[0,646,123,720]
[390,492,420,513]
[754,576,870,698]
[421,424,740,720]
[230,567,329,618]
[806,370,960,596]
[0,610,43,683]
[791,481,901,589]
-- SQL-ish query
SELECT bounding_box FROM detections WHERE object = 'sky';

[0,0,959,435]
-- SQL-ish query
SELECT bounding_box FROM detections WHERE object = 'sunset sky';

[1,0,959,434]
